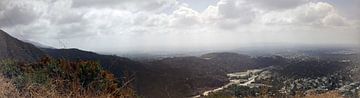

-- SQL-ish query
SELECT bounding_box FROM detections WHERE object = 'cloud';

[0,0,358,53]
[216,0,255,26]
[322,12,347,26]
[0,0,44,27]
[169,6,201,28]
[195,0,257,29]
[72,0,177,12]
[249,0,307,10]
[261,2,348,27]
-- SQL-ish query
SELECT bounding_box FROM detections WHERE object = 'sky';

[0,0,359,54]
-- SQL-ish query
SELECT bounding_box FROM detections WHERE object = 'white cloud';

[177,0,258,30]
[169,6,201,28]
[322,12,347,26]
[261,2,349,27]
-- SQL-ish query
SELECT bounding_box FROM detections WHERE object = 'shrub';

[30,70,49,85]
[13,75,28,89]
[0,60,22,78]
[79,61,102,87]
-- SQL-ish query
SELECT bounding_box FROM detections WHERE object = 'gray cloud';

[0,0,8,10]
[249,0,307,10]
[217,0,255,23]
[54,12,85,25]
[0,3,39,27]
[72,0,176,12]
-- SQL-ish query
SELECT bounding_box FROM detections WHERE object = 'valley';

[195,67,267,97]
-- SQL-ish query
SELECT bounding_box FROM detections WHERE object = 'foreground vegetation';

[0,57,136,97]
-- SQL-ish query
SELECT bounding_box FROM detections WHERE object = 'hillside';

[42,48,146,78]
[0,30,144,97]
[0,57,136,97]
[41,48,155,96]
[0,30,45,62]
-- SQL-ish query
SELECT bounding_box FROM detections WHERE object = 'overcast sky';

[0,0,359,53]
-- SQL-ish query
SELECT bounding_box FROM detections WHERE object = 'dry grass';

[302,91,343,98]
[0,75,21,97]
[0,77,135,98]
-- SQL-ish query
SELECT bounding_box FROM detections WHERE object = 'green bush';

[79,62,102,86]
[0,60,50,88]
[46,60,63,77]
[30,70,49,85]
[0,60,22,78]
[13,75,28,89]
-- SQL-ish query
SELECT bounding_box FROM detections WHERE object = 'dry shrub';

[0,75,21,97]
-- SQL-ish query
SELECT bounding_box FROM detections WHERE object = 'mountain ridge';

[0,30,46,62]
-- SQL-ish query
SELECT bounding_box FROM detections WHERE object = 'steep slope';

[0,30,45,62]
[42,48,146,76]
[41,48,151,97]
[0,30,146,96]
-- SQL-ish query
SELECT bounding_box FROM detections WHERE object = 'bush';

[0,60,22,78]
[13,75,27,89]
[79,61,102,87]
[30,70,49,85]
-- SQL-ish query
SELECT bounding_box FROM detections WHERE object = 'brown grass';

[302,91,343,98]
[0,75,21,97]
